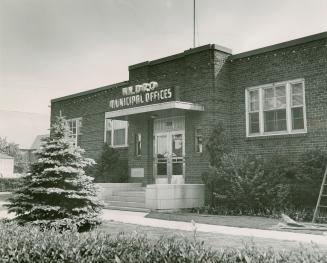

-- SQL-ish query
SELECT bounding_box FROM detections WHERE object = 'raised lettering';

[167,88,172,98]
[150,81,158,90]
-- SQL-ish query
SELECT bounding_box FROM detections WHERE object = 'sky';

[0,0,327,147]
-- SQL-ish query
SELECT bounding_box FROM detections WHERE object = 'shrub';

[205,123,230,168]
[291,149,327,209]
[0,222,326,262]
[92,143,128,183]
[0,177,23,192]
[202,123,230,206]
[203,123,327,220]
[211,152,294,212]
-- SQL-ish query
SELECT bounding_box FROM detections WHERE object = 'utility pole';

[193,0,196,48]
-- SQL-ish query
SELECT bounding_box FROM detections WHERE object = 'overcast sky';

[0,0,327,146]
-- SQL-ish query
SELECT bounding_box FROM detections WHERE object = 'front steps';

[98,183,149,212]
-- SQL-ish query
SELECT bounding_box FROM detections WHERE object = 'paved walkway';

[1,204,327,246]
[101,209,327,246]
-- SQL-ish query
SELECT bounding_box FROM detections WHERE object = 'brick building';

[51,32,327,187]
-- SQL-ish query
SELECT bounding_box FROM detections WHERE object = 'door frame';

[153,130,185,184]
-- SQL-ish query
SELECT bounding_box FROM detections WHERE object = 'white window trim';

[104,119,129,148]
[135,133,142,156]
[66,117,82,146]
[245,79,307,137]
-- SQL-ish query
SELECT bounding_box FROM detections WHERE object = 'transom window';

[105,119,128,147]
[246,79,306,137]
[66,118,82,146]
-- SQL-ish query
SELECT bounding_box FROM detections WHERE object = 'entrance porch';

[103,101,206,210]
[105,101,204,186]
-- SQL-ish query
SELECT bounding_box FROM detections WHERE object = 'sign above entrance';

[109,81,173,110]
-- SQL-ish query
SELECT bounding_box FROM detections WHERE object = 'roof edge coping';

[128,44,232,70]
[51,81,129,103]
[230,31,327,60]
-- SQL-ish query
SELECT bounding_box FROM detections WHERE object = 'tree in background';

[6,116,102,231]
[205,123,230,168]
[92,143,128,183]
[202,123,230,206]
[0,137,28,173]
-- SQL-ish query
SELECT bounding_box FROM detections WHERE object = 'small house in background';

[30,134,48,151]
[20,134,49,169]
[0,153,14,178]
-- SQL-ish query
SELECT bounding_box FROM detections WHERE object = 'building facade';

[0,153,14,178]
[51,32,327,186]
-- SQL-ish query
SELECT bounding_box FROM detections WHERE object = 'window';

[66,118,82,146]
[195,128,203,153]
[135,133,142,156]
[246,79,306,136]
[105,119,128,147]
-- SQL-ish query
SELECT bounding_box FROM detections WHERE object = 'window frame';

[194,128,203,153]
[104,119,129,148]
[66,117,82,146]
[245,79,307,137]
[135,133,142,156]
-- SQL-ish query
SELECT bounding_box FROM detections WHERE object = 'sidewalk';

[1,204,327,246]
[101,209,327,246]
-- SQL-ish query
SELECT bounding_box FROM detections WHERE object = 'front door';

[154,130,185,184]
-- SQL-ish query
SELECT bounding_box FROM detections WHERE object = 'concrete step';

[104,205,150,213]
[113,191,145,198]
[106,200,146,209]
[107,195,145,203]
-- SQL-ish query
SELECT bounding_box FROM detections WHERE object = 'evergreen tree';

[6,116,102,231]
[93,143,128,183]
[205,123,230,168]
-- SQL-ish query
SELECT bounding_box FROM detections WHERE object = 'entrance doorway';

[153,117,185,184]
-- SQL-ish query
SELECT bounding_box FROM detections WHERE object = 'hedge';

[0,222,326,262]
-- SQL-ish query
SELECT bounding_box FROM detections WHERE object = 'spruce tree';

[6,116,102,231]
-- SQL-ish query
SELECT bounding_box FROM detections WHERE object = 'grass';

[146,211,327,235]
[2,222,327,262]
[146,211,279,229]
[99,220,327,252]
[1,207,327,252]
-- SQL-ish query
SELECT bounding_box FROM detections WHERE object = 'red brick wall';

[51,36,327,184]
[229,38,327,160]
[51,85,129,162]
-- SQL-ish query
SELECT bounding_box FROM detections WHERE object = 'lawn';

[145,211,327,235]
[146,211,279,229]
[100,220,327,252]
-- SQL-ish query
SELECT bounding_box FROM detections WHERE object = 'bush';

[0,177,23,192]
[205,123,230,168]
[92,143,128,183]
[208,153,294,212]
[203,123,327,220]
[291,149,327,209]
[0,222,326,262]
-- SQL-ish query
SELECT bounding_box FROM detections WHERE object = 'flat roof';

[129,44,232,70]
[229,31,327,60]
[51,81,129,103]
[0,153,14,159]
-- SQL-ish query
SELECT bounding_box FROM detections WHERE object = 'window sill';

[246,131,307,140]
[110,145,128,149]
